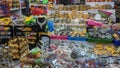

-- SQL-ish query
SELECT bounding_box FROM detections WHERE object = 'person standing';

[24,0,30,16]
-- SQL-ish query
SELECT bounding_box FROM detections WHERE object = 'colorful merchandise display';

[87,25,113,43]
[0,0,120,68]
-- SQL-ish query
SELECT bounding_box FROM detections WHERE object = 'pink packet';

[87,20,103,26]
[50,35,68,40]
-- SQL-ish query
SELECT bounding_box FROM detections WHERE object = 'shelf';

[87,9,115,14]
[48,10,89,14]
[59,11,88,13]
[86,2,114,8]
[30,4,47,6]
[10,7,26,11]
[49,9,115,13]
[54,23,86,26]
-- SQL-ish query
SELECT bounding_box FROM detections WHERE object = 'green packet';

[30,47,41,55]
[34,58,42,64]
[42,0,48,4]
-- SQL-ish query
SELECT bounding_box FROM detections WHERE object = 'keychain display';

[51,4,112,11]
[93,44,120,56]
[0,0,119,67]
[54,25,69,36]
[50,11,90,20]
[14,26,37,46]
[87,25,113,43]
[69,26,87,37]
[87,26,113,39]
[38,40,120,68]
[54,5,88,11]
[53,23,87,41]
[8,37,29,59]
[90,4,112,9]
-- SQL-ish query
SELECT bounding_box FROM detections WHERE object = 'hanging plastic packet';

[25,16,36,25]
[42,0,48,4]
[0,17,12,25]
[30,47,41,55]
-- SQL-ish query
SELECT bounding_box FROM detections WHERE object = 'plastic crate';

[68,36,87,41]
[87,38,112,44]
[50,35,67,40]
[113,40,120,46]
